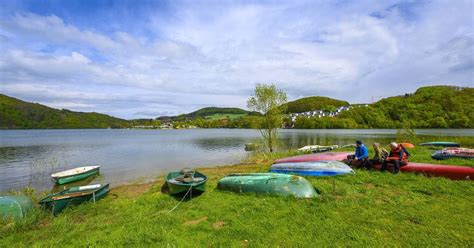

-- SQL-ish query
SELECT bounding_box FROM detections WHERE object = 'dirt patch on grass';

[112,182,154,198]
[366,183,375,189]
[212,221,226,229]
[184,216,208,226]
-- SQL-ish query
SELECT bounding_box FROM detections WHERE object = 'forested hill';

[281,96,349,113]
[181,107,250,118]
[0,94,129,129]
[295,85,473,129]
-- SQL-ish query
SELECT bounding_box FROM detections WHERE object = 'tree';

[247,84,287,152]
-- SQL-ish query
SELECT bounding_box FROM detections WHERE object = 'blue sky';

[0,0,473,118]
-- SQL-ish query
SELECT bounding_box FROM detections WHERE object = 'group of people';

[347,140,410,174]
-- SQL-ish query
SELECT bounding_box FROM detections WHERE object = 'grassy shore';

[1,147,473,247]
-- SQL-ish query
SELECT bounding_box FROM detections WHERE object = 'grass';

[1,147,473,247]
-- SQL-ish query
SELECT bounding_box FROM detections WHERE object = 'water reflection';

[0,129,472,192]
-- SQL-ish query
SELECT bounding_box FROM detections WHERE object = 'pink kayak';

[275,152,353,164]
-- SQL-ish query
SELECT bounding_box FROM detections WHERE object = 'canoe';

[400,163,474,180]
[432,148,474,160]
[217,173,318,198]
[270,161,354,176]
[419,141,460,147]
[275,152,352,164]
[0,196,33,220]
[400,143,415,148]
[39,184,109,215]
[372,163,474,180]
[51,166,100,185]
[297,145,339,153]
[166,169,208,195]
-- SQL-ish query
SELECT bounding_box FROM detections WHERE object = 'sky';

[0,0,473,119]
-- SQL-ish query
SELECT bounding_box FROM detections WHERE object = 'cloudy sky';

[0,0,472,119]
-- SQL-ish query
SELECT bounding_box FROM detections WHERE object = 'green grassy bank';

[1,147,473,247]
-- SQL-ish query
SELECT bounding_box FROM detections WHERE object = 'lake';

[1,129,472,192]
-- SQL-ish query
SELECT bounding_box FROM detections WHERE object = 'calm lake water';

[1,129,473,192]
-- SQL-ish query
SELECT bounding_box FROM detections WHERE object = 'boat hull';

[270,161,354,176]
[54,167,100,185]
[39,184,110,215]
[400,163,474,180]
[217,173,318,198]
[420,142,460,147]
[0,196,33,220]
[275,152,352,164]
[372,163,474,180]
[166,171,208,195]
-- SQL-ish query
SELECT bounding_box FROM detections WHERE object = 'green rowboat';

[217,173,318,198]
[166,169,208,195]
[0,196,33,220]
[51,166,100,185]
[39,184,109,215]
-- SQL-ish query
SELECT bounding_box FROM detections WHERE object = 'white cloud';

[0,1,472,118]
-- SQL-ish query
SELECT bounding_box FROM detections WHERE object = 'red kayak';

[371,162,474,180]
[275,152,353,164]
[400,163,474,180]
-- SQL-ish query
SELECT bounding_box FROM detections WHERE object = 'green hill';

[296,85,474,129]
[171,107,260,121]
[0,94,129,129]
[281,96,349,113]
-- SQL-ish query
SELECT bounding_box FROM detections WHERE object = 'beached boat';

[431,148,474,160]
[297,145,339,153]
[274,152,352,164]
[419,141,460,147]
[39,184,110,215]
[0,196,33,220]
[371,163,474,180]
[166,169,208,195]
[217,173,318,198]
[400,163,474,180]
[400,143,415,148]
[51,166,100,185]
[270,161,354,176]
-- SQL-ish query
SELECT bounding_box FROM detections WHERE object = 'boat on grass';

[400,143,415,148]
[0,196,33,220]
[371,163,474,180]
[51,166,100,185]
[217,173,318,198]
[297,145,339,153]
[166,169,208,195]
[270,161,354,176]
[419,141,460,147]
[275,152,352,164]
[431,148,474,160]
[39,184,109,215]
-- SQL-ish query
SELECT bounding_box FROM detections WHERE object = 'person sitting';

[381,142,408,174]
[368,142,389,169]
[347,140,369,168]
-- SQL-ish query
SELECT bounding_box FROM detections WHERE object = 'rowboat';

[39,184,110,215]
[431,148,474,160]
[51,166,100,185]
[0,196,33,220]
[270,161,354,176]
[297,145,339,153]
[217,173,318,198]
[419,141,460,147]
[275,152,352,164]
[166,169,208,195]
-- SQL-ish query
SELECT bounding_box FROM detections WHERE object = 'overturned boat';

[270,161,354,176]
